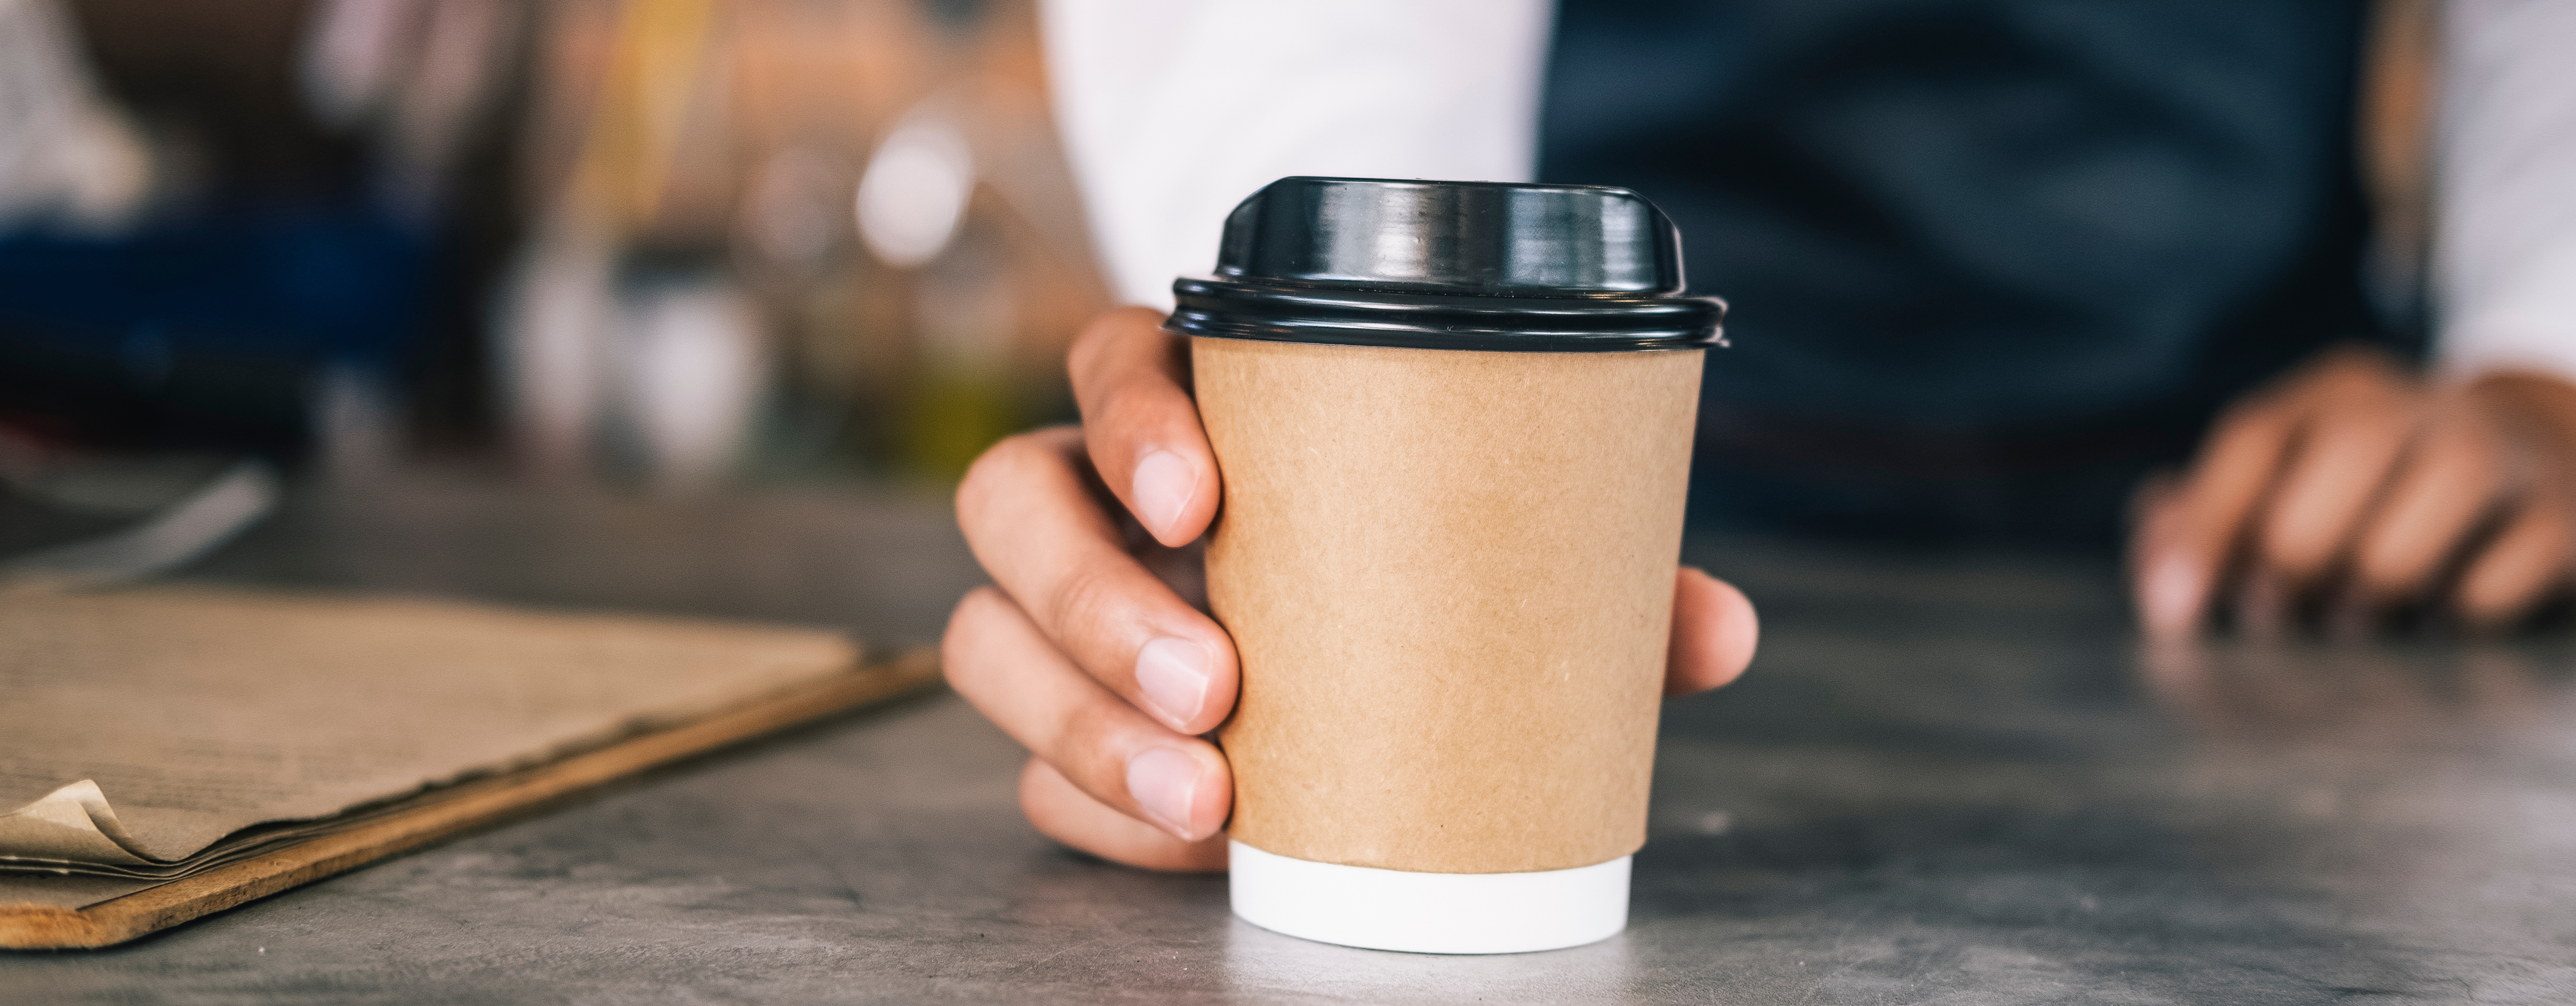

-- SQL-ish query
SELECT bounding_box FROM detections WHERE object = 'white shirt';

[1038,0,1550,312]
[2436,0,2576,382]
[1043,0,2576,384]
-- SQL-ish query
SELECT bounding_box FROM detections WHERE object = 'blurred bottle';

[0,0,153,234]
[848,1,1104,480]
[496,0,769,493]
[497,0,1102,491]
[855,95,1016,479]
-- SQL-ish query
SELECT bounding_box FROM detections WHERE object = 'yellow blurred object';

[498,0,1104,488]
[902,365,1025,478]
[568,0,720,237]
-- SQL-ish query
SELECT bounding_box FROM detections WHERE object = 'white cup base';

[1227,839,1630,954]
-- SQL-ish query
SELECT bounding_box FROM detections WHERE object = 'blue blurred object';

[0,203,430,449]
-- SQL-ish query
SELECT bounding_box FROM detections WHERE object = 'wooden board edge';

[0,647,943,951]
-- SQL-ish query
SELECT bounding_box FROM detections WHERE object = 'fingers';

[2135,347,2443,636]
[1068,307,1223,548]
[2134,396,2299,635]
[2255,392,2413,582]
[2455,501,2574,630]
[944,587,1232,848]
[2129,475,2192,635]
[956,428,1240,734]
[2349,402,2510,600]
[2137,346,2576,636]
[1019,757,1229,872]
[1666,567,1758,697]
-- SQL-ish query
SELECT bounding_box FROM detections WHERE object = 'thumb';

[1667,567,1758,697]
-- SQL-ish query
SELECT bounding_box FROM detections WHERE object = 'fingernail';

[1126,747,1202,839]
[1134,637,1212,729]
[1130,449,1196,540]
[2141,553,2201,635]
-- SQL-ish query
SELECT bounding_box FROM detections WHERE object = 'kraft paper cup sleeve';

[1198,337,1701,876]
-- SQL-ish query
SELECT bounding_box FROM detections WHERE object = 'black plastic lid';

[1167,177,1724,352]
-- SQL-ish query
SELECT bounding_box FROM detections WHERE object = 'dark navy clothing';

[1541,0,2396,543]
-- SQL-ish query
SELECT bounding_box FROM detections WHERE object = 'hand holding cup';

[944,306,1758,873]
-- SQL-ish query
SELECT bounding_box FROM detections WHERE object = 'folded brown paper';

[1198,337,1702,874]
[0,585,945,949]
[0,586,861,874]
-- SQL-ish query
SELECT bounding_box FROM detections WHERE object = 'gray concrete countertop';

[9,473,2574,1003]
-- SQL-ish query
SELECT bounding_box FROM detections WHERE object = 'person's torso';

[1541,0,2393,543]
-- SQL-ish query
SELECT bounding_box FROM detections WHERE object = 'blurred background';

[0,0,1104,503]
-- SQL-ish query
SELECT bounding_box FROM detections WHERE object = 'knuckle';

[2216,390,2281,427]
[1044,560,1131,659]
[2460,574,2527,626]
[2354,543,2422,596]
[1067,318,1117,387]
[1054,701,1116,764]
[2323,344,2398,385]
[1039,701,1132,799]
[2208,400,2285,450]
[947,584,1009,627]
[1020,783,1084,850]
[954,437,1020,520]
[1016,758,1092,843]
[957,432,1058,524]
[2259,519,2324,575]
[2458,450,2507,496]
[1069,307,1166,388]
[939,587,1013,687]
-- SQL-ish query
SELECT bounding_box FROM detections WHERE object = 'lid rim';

[1171,276,1724,353]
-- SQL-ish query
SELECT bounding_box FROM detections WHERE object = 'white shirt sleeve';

[2434,0,2576,381]
[1038,0,1553,311]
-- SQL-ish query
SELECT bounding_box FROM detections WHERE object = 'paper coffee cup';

[1169,178,1724,954]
